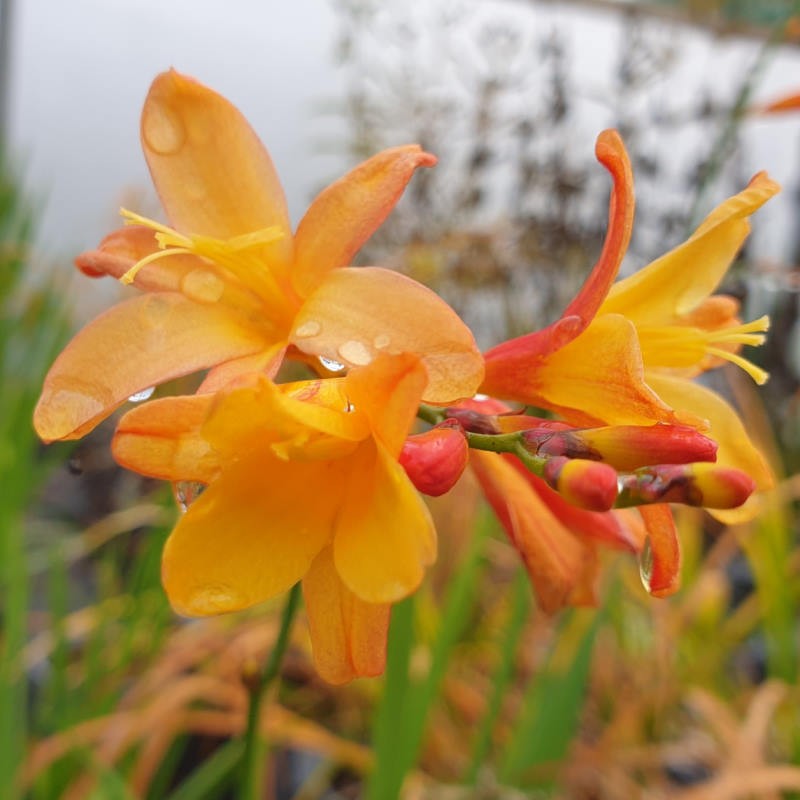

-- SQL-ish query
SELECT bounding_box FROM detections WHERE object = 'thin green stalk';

[464,567,530,785]
[239,583,302,800]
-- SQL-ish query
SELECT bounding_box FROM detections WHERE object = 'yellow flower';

[112,353,434,684]
[34,70,482,443]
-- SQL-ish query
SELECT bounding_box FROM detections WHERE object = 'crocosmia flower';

[112,353,434,684]
[34,70,483,442]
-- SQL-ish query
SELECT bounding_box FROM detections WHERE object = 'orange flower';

[112,354,434,684]
[34,70,482,443]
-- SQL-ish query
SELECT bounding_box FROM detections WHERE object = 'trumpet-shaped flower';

[111,353,435,684]
[482,133,778,528]
[34,70,482,443]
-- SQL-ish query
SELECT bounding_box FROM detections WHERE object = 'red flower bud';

[400,420,469,496]
[542,456,619,512]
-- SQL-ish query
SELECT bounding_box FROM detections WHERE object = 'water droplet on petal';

[294,319,321,338]
[319,356,346,373]
[639,536,654,593]
[141,96,186,155]
[373,333,391,350]
[338,339,373,366]
[181,269,225,303]
[128,386,155,403]
[185,583,247,615]
[173,480,207,513]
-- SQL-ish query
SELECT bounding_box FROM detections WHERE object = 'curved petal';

[334,441,436,604]
[481,129,634,383]
[345,353,428,457]
[601,173,780,325]
[470,451,591,613]
[196,345,285,393]
[292,146,437,297]
[303,546,390,684]
[76,225,201,293]
[162,454,343,616]
[112,395,218,482]
[141,70,293,274]
[646,371,774,524]
[202,375,368,463]
[291,267,483,404]
[492,314,677,426]
[34,293,271,442]
[638,504,681,598]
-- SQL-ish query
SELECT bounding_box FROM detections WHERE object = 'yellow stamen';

[118,208,285,298]
[638,315,770,384]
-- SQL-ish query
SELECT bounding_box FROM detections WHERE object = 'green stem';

[416,404,446,426]
[239,582,302,800]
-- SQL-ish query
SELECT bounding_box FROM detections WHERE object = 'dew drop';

[639,536,654,593]
[128,386,155,403]
[173,480,207,513]
[141,97,186,155]
[373,333,391,349]
[294,319,321,338]
[319,356,346,373]
[181,269,225,303]
[67,454,83,476]
[338,339,373,366]
[185,583,247,615]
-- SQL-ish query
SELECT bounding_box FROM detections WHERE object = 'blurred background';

[2,0,800,797]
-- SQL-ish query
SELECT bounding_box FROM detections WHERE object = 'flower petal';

[646,371,774,524]
[196,345,285,393]
[34,293,271,442]
[141,70,293,272]
[292,146,437,297]
[113,395,219,482]
[162,454,343,616]
[601,172,780,324]
[497,314,678,425]
[345,353,428,457]
[482,129,634,390]
[334,441,436,604]
[291,266,483,403]
[76,225,201,292]
[470,451,592,612]
[638,504,681,598]
[303,546,390,684]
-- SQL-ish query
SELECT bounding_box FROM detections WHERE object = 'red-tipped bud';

[618,463,756,509]
[400,420,469,496]
[687,464,756,509]
[577,424,718,471]
[542,456,619,512]
[522,423,717,471]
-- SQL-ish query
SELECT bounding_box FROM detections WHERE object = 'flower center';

[637,315,770,384]
[118,209,285,302]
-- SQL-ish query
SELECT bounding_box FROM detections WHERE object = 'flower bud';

[400,420,469,496]
[618,463,755,509]
[542,456,618,512]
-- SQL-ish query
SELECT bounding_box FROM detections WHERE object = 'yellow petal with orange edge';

[292,146,437,298]
[202,375,368,464]
[34,293,271,442]
[141,70,293,275]
[345,353,428,457]
[303,546,390,684]
[113,395,218,482]
[532,314,677,426]
[601,173,779,325]
[334,441,436,604]
[470,451,591,613]
[645,371,774,524]
[162,454,344,616]
[291,266,483,404]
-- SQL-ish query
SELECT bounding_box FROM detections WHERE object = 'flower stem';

[239,582,302,800]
